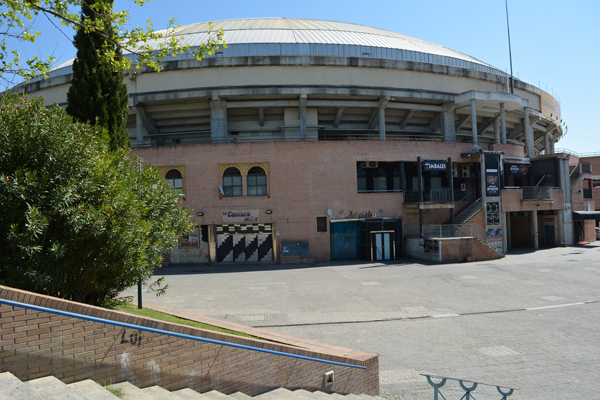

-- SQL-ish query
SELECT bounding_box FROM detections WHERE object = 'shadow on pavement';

[155,258,417,275]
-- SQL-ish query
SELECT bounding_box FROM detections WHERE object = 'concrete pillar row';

[299,95,307,140]
[544,133,550,155]
[500,103,507,144]
[471,99,478,149]
[531,210,539,250]
[379,108,386,140]
[524,107,533,156]
[135,110,144,145]
[494,118,501,144]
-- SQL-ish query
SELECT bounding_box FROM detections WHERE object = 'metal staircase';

[453,198,483,227]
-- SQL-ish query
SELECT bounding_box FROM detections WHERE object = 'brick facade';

[0,285,379,395]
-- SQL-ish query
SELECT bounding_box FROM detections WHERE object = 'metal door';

[371,231,395,261]
[544,225,555,247]
[330,222,361,261]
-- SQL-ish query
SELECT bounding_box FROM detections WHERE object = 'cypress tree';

[67,0,130,150]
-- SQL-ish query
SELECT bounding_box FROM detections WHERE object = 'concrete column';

[544,133,550,155]
[557,209,564,245]
[418,157,424,238]
[530,210,539,249]
[210,96,227,143]
[506,212,512,251]
[379,108,386,140]
[502,212,508,254]
[299,95,307,140]
[440,109,456,142]
[135,110,144,144]
[500,103,507,144]
[494,118,501,144]
[550,135,555,154]
[471,99,478,148]
[524,107,533,156]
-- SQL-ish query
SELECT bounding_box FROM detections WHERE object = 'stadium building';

[17,18,598,264]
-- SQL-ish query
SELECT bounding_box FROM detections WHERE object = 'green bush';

[0,95,192,306]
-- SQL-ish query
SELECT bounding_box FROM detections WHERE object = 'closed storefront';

[216,224,274,263]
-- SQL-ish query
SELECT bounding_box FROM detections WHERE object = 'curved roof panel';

[43,18,506,79]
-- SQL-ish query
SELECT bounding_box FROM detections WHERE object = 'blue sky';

[10,0,599,153]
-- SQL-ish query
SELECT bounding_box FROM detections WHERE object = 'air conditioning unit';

[452,165,459,178]
[359,162,368,169]
[461,164,471,178]
[366,161,378,168]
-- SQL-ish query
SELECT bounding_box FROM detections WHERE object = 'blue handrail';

[0,298,366,370]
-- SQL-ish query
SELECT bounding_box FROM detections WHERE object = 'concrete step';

[257,388,306,400]
[67,379,120,400]
[293,389,331,399]
[25,376,88,400]
[0,372,46,400]
[201,390,232,400]
[111,381,159,400]
[228,392,253,400]
[172,387,206,399]
[143,385,184,400]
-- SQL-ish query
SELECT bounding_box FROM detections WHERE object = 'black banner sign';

[486,172,500,196]
[509,163,529,176]
[423,160,447,172]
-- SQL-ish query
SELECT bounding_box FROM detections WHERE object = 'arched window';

[247,167,267,196]
[165,169,183,190]
[223,167,242,197]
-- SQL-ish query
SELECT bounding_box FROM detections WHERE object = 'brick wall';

[0,286,379,395]
[441,238,502,263]
[134,140,500,262]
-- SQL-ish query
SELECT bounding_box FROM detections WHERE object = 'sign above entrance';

[222,209,259,223]
[423,160,447,172]
[509,163,530,176]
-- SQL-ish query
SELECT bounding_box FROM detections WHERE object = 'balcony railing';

[406,224,485,240]
[583,188,593,199]
[405,187,452,203]
[521,186,560,200]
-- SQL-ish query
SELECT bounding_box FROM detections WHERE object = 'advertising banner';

[509,163,530,176]
[485,171,500,197]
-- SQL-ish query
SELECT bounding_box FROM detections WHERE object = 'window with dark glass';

[317,217,327,232]
[247,167,267,196]
[223,167,242,197]
[357,162,401,192]
[165,169,183,190]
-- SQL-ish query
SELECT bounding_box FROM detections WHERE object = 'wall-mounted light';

[266,210,273,214]
[197,212,204,216]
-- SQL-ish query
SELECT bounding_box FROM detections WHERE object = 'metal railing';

[422,374,517,400]
[0,298,365,370]
[405,188,453,203]
[554,148,600,158]
[521,186,560,200]
[431,191,476,225]
[406,224,483,240]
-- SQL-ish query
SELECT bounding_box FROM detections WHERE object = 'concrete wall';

[0,285,379,395]
[405,238,442,263]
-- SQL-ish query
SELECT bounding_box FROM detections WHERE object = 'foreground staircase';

[0,372,383,400]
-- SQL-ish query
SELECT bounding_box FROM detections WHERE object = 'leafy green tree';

[66,0,129,150]
[0,94,193,306]
[1,0,224,85]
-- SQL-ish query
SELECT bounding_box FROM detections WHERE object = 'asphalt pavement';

[122,244,600,399]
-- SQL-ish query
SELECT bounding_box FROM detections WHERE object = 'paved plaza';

[123,244,600,399]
